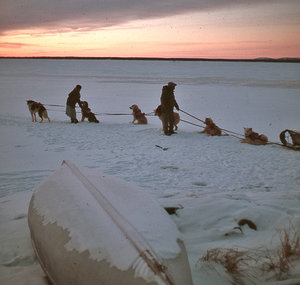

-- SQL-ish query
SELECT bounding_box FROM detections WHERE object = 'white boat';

[28,160,193,285]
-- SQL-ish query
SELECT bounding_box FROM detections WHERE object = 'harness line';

[180,119,204,129]
[44,104,278,143]
[179,109,244,138]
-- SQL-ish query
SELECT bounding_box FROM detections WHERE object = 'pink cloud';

[0,42,37,49]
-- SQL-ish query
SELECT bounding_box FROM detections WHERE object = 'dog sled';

[279,129,300,150]
[28,160,192,285]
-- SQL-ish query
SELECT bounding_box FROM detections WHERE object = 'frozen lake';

[0,59,300,285]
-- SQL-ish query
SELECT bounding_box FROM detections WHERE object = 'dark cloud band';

[0,0,282,33]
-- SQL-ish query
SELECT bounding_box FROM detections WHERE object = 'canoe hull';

[28,161,193,285]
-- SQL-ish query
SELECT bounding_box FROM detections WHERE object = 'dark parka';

[66,85,82,108]
[160,85,179,112]
[160,82,179,135]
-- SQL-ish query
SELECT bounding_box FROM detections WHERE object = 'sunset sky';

[0,0,299,59]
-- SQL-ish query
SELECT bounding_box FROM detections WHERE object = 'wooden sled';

[279,129,300,150]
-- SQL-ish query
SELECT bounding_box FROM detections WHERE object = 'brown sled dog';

[241,127,268,145]
[129,104,148,124]
[154,105,180,131]
[199,117,222,136]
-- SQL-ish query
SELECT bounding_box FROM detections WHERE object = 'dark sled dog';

[80,101,99,123]
[26,100,50,122]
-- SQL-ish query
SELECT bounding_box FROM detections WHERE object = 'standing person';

[66,84,83,123]
[160,82,179,135]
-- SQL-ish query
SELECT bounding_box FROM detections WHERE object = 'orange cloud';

[0,2,299,59]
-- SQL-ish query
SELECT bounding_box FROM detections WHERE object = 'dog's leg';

[39,113,44,123]
[38,112,44,123]
[45,113,50,122]
[44,111,50,122]
[162,119,168,135]
[33,112,37,122]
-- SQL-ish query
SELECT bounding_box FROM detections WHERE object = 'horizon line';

[0,56,299,63]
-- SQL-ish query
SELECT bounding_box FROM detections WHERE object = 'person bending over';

[66,84,83,123]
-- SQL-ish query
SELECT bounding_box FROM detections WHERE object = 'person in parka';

[160,82,179,135]
[66,85,83,123]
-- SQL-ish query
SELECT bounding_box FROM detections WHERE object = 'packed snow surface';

[0,59,300,285]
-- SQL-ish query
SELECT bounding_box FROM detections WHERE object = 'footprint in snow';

[14,213,27,220]
[4,255,35,267]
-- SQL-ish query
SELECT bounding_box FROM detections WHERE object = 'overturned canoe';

[28,160,193,285]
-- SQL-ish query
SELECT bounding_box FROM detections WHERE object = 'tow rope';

[44,104,155,117]
[44,103,284,145]
[179,109,244,138]
[180,119,204,129]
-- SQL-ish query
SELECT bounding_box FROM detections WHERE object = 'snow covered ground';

[0,58,300,284]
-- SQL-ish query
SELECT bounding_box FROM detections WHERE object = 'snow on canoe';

[28,160,193,285]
